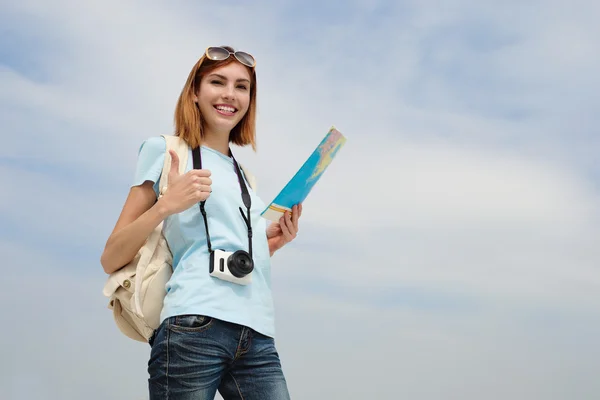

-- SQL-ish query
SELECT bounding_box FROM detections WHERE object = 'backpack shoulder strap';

[157,135,256,193]
[240,164,257,192]
[159,135,189,197]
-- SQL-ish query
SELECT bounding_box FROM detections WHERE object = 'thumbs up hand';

[158,149,212,216]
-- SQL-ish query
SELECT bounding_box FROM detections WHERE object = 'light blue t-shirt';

[132,136,276,338]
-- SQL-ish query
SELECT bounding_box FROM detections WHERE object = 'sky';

[1,0,600,399]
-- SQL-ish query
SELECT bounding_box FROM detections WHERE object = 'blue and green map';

[261,126,347,222]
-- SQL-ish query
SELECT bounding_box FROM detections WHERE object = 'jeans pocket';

[168,314,214,333]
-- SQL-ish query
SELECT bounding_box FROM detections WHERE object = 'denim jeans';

[148,315,291,400]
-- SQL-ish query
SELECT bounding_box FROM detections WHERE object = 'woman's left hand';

[267,204,302,256]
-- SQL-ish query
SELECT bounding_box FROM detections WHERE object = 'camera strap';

[192,146,253,258]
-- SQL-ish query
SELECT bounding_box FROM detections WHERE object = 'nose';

[222,83,236,100]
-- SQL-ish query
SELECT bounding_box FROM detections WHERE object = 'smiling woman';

[193,65,252,154]
[100,45,302,400]
[173,46,258,153]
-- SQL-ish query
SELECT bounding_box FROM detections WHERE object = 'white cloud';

[275,290,600,400]
[2,0,600,399]
[0,240,149,400]
[3,240,598,400]
[0,165,116,249]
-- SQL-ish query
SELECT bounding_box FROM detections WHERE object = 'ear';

[191,86,200,103]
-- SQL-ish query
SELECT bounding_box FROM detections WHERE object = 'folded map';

[261,126,347,222]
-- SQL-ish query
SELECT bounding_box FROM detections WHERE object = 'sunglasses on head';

[205,46,256,68]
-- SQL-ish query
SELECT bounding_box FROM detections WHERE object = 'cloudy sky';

[2,0,599,399]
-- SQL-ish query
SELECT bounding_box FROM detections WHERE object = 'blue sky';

[2,1,600,399]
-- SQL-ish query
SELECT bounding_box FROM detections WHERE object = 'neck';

[201,129,231,156]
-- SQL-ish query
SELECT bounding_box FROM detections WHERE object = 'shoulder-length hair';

[174,46,257,151]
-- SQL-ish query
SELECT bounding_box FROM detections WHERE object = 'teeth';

[216,106,235,113]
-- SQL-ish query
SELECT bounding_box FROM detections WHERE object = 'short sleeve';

[132,136,166,197]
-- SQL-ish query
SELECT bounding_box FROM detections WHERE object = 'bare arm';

[100,149,213,275]
[100,182,168,274]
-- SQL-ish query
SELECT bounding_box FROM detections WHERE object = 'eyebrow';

[208,74,251,84]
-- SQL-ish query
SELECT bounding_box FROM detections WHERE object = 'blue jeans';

[148,315,291,400]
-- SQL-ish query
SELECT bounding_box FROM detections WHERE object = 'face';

[195,61,252,138]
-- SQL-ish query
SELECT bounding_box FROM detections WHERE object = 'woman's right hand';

[158,149,212,216]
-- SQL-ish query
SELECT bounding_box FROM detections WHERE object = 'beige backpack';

[102,135,256,342]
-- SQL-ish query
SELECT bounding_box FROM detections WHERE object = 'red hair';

[174,46,257,150]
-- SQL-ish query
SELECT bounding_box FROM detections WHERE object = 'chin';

[208,122,240,136]
[221,121,241,133]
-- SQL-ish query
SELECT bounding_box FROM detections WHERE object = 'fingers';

[292,204,300,226]
[191,174,212,187]
[280,210,297,242]
[190,170,212,200]
[163,165,213,213]
[193,185,212,193]
[196,187,211,201]
[179,169,212,190]
[290,204,303,219]
[279,216,292,241]
[189,169,211,178]
[170,160,211,182]
[278,205,302,244]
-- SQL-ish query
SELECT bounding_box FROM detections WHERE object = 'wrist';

[154,197,172,220]
[267,239,279,257]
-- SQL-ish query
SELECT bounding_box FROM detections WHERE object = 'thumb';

[168,150,180,178]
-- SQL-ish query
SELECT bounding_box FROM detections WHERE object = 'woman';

[101,46,301,400]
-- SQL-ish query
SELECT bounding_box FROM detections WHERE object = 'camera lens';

[228,250,254,278]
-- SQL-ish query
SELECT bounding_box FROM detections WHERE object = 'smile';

[214,104,237,116]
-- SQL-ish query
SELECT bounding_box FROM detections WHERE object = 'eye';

[237,84,248,90]
[211,80,223,85]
